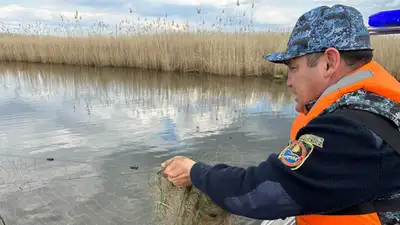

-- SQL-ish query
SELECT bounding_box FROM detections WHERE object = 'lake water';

[0,62,297,225]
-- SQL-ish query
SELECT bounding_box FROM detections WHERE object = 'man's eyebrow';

[286,61,295,67]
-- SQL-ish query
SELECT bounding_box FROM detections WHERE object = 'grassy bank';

[0,33,398,78]
[0,32,289,77]
[0,5,398,79]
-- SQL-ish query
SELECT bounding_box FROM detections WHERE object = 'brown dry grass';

[370,36,400,79]
[0,32,288,77]
[0,4,398,79]
[0,33,398,78]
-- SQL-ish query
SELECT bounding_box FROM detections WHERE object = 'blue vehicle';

[368,9,400,35]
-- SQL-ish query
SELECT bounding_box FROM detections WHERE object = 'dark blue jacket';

[190,111,400,220]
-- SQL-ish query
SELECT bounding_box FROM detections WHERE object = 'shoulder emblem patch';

[278,140,314,170]
[298,134,324,148]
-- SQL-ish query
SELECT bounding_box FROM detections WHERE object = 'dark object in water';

[129,165,139,170]
[46,157,54,161]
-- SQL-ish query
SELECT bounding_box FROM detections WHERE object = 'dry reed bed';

[0,33,398,78]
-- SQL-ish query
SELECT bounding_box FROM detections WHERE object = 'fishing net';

[147,142,265,225]
[150,171,238,225]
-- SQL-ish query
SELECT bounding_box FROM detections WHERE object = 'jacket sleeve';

[189,112,382,220]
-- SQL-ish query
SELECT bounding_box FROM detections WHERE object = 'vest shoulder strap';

[323,108,400,215]
[334,108,400,154]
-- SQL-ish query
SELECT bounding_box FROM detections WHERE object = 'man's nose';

[286,74,292,88]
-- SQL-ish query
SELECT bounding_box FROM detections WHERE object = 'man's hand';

[161,156,196,188]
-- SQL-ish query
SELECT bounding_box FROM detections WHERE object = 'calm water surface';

[0,62,297,225]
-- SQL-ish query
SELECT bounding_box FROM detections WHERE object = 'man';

[162,4,400,225]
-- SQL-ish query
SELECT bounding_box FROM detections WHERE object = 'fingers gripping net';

[151,173,237,225]
[149,143,258,225]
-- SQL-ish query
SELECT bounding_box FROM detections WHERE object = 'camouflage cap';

[264,4,372,64]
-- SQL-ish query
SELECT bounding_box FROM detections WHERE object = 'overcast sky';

[0,0,399,34]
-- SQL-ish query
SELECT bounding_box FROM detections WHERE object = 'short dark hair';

[306,49,374,69]
[340,50,374,69]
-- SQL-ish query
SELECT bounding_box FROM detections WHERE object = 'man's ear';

[323,48,341,77]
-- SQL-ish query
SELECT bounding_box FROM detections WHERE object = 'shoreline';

[0,33,398,79]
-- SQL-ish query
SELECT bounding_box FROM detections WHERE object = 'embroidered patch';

[298,134,324,148]
[278,140,314,170]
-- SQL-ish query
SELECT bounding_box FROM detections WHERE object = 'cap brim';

[263,52,291,64]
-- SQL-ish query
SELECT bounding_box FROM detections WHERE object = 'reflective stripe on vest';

[317,69,373,101]
[289,61,400,225]
[290,69,374,140]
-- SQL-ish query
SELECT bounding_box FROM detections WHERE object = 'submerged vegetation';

[0,1,398,78]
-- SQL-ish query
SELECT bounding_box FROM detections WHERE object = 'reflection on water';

[0,62,297,225]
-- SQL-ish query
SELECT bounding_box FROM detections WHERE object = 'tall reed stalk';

[0,3,398,78]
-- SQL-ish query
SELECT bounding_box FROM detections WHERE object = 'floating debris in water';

[129,165,139,170]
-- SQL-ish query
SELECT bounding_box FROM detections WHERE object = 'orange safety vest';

[290,60,400,225]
